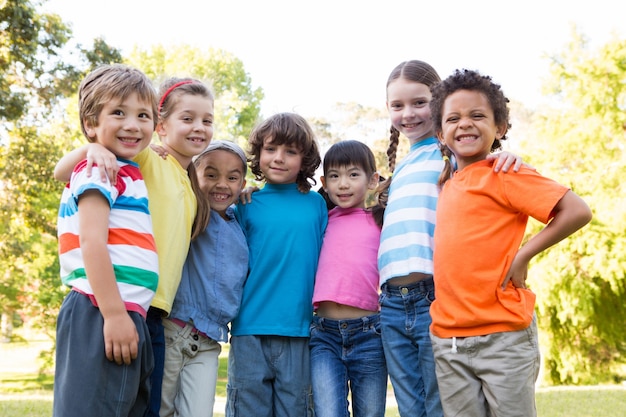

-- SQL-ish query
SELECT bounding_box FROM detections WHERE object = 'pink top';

[313,207,381,312]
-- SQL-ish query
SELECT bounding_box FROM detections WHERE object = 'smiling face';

[438,89,506,170]
[84,92,154,160]
[321,164,379,209]
[386,78,435,145]
[156,94,214,168]
[258,139,303,185]
[196,149,246,218]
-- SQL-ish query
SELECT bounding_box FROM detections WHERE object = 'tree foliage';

[0,0,121,124]
[0,0,122,346]
[523,27,626,384]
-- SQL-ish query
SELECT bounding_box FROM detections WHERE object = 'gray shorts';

[53,290,154,417]
[430,316,540,417]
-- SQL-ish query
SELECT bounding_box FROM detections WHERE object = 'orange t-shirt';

[430,161,569,338]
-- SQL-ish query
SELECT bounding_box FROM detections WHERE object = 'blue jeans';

[227,335,314,417]
[379,278,443,417]
[147,307,166,417]
[309,314,387,417]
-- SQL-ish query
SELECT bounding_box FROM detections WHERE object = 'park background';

[1,0,625,415]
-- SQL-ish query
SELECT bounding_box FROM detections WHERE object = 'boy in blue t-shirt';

[227,113,327,417]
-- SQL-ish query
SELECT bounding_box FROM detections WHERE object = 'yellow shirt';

[134,148,196,314]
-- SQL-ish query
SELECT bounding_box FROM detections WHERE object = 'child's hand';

[87,144,119,185]
[103,312,139,365]
[501,256,529,290]
[239,186,260,204]
[150,143,169,160]
[487,151,528,173]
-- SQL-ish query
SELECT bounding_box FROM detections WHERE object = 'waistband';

[313,313,380,333]
[169,317,209,339]
[381,275,434,295]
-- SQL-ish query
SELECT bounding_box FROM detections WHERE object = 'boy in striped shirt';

[54,64,159,417]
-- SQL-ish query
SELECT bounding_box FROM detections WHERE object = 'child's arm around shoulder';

[487,151,531,173]
[78,190,139,365]
[54,144,120,185]
[503,190,592,290]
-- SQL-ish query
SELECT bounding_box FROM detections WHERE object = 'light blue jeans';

[379,278,443,417]
[226,335,314,417]
[160,318,221,417]
[309,314,387,417]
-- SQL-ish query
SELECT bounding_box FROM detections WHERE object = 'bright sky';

[45,0,625,118]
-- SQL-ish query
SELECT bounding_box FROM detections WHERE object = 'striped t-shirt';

[378,136,444,286]
[57,159,158,316]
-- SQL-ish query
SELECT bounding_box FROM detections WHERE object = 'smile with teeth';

[119,137,141,143]
[211,193,230,201]
[403,122,420,128]
[188,137,205,143]
[456,135,477,143]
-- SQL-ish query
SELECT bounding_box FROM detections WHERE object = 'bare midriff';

[315,301,378,320]
[386,272,432,286]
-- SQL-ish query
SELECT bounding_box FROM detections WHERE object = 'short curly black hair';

[430,68,511,152]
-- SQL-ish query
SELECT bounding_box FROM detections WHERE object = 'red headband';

[158,80,194,114]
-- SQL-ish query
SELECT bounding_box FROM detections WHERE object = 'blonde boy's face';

[196,150,246,218]
[84,92,154,160]
[258,138,303,185]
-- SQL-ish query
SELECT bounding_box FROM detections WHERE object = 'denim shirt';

[169,207,248,342]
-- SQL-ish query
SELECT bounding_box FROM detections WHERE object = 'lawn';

[2,338,626,416]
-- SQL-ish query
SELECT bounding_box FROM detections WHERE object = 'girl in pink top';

[311,140,387,417]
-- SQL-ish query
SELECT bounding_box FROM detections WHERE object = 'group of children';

[53,59,591,417]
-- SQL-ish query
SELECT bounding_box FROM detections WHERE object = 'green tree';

[523,28,626,384]
[0,0,121,124]
[0,0,122,347]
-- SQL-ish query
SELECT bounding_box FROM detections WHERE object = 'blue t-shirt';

[233,183,327,337]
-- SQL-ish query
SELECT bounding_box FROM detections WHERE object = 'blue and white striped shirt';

[378,137,444,285]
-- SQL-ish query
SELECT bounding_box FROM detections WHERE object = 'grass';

[2,337,626,417]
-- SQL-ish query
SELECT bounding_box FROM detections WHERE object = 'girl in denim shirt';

[161,140,249,417]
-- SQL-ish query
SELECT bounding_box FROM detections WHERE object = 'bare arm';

[487,151,527,173]
[54,144,119,184]
[79,191,139,365]
[503,190,592,289]
[238,186,260,204]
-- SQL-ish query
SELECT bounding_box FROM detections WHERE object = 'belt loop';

[362,315,370,332]
[181,322,193,338]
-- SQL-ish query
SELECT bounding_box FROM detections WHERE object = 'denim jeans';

[379,278,443,417]
[161,318,221,417]
[147,307,165,417]
[309,314,387,417]
[226,335,314,417]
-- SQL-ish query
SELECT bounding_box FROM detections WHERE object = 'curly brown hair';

[247,112,321,193]
[430,69,511,186]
